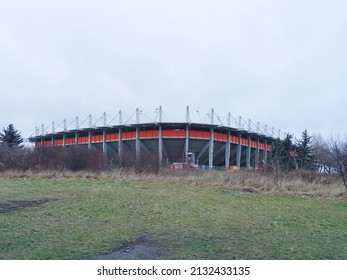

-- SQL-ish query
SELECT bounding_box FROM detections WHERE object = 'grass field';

[0,171,346,260]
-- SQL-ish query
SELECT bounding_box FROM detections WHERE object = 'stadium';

[29,106,283,170]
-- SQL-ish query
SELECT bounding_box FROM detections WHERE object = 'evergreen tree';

[0,124,23,148]
[269,133,296,172]
[296,129,316,171]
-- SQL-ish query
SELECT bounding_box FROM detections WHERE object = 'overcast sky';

[1,0,346,141]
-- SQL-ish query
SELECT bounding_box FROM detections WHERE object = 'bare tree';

[329,137,347,189]
[311,134,334,173]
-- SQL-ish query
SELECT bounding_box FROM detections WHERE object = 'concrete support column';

[185,106,190,163]
[158,106,163,166]
[51,135,54,147]
[75,132,78,146]
[88,131,91,149]
[136,127,140,161]
[225,130,231,170]
[103,112,107,126]
[236,132,241,167]
[185,126,189,162]
[255,137,260,168]
[264,139,268,163]
[118,129,123,166]
[89,114,93,128]
[209,128,214,169]
[135,108,140,161]
[246,135,251,169]
[63,133,66,148]
[158,125,163,166]
[102,130,107,158]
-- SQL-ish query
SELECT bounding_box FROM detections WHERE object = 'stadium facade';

[29,107,282,169]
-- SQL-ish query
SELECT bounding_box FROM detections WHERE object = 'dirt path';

[0,199,55,213]
[85,236,170,260]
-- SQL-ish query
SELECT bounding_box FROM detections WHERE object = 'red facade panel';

[189,130,210,139]
[214,132,228,142]
[65,138,75,145]
[139,130,159,139]
[106,133,119,141]
[78,136,88,144]
[121,131,136,140]
[231,136,239,144]
[250,140,258,148]
[91,135,103,143]
[54,139,64,146]
[241,138,248,145]
[162,129,186,138]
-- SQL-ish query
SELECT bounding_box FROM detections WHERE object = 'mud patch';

[0,199,55,213]
[86,236,170,260]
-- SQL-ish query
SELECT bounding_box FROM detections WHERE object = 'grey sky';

[1,0,346,141]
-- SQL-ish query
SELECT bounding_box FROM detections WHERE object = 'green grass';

[0,176,346,259]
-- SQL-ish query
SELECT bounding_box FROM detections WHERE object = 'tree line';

[268,129,347,189]
[1,124,347,189]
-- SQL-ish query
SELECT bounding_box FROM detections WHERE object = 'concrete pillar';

[185,125,189,162]
[63,133,66,148]
[225,130,231,170]
[135,127,140,161]
[246,135,251,168]
[75,131,78,146]
[103,129,107,158]
[52,121,55,133]
[89,114,93,128]
[158,106,163,165]
[118,111,123,166]
[158,125,163,166]
[186,106,190,123]
[159,106,163,123]
[255,137,260,168]
[63,119,67,131]
[136,108,141,160]
[103,112,107,126]
[136,108,140,124]
[119,110,123,125]
[236,132,241,167]
[118,128,123,166]
[209,128,214,169]
[264,124,268,136]
[264,139,268,163]
[88,131,91,149]
[51,135,54,147]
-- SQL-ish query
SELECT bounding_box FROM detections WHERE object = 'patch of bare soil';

[86,236,170,260]
[0,199,55,213]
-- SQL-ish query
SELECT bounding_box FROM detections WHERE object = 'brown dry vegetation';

[1,168,345,199]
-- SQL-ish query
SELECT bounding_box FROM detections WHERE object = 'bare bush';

[328,137,347,189]
[118,150,160,174]
[0,143,30,170]
[40,146,105,171]
[0,145,106,172]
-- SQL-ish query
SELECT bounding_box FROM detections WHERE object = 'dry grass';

[1,168,345,199]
